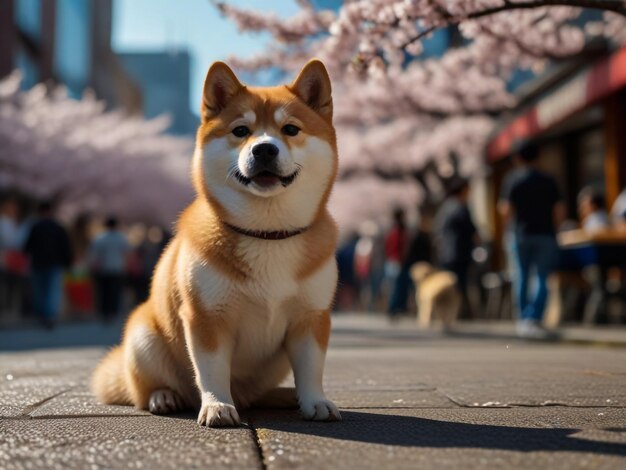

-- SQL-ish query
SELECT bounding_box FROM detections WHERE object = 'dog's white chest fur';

[237,238,300,307]
[183,237,335,377]
[232,239,300,371]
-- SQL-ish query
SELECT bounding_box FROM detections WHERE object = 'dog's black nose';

[251,142,279,163]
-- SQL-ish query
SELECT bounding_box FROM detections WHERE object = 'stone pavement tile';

[326,389,454,409]
[0,415,261,470]
[29,386,451,420]
[437,374,626,408]
[0,348,106,418]
[416,357,626,408]
[325,346,626,408]
[328,332,438,349]
[323,351,437,391]
[0,348,104,378]
[30,386,150,418]
[250,407,626,470]
[0,376,80,418]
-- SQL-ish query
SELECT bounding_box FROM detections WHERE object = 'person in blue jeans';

[90,216,131,321]
[24,202,72,328]
[498,141,565,339]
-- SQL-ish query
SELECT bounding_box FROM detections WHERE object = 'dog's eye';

[282,124,300,137]
[232,126,251,138]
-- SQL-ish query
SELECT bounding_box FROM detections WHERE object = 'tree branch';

[401,0,626,51]
[477,23,565,61]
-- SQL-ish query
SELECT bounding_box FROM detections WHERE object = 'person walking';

[354,221,386,312]
[130,227,165,305]
[433,178,478,318]
[90,216,130,322]
[24,201,73,328]
[0,198,20,252]
[336,232,359,311]
[384,208,408,313]
[388,207,433,317]
[0,198,25,316]
[498,141,565,339]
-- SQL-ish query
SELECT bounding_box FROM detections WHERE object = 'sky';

[112,0,301,114]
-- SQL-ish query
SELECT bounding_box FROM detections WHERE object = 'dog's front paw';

[300,397,341,421]
[198,401,241,427]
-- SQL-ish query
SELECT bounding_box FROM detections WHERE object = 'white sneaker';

[516,320,553,340]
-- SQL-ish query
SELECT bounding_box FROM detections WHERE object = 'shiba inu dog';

[91,60,341,427]
[410,262,461,329]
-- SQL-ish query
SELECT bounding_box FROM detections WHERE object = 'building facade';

[2,0,197,136]
[482,46,626,266]
[119,51,198,135]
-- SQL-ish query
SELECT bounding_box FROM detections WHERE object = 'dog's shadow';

[166,409,626,456]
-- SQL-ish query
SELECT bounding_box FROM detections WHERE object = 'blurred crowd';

[0,197,169,329]
[335,179,480,321]
[336,141,626,338]
[3,140,626,335]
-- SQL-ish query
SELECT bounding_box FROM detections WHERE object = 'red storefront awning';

[487,46,626,162]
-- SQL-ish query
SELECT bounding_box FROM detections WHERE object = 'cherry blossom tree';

[5,2,624,234]
[0,71,194,227]
[214,0,626,232]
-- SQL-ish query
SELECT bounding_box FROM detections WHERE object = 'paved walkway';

[1,315,626,469]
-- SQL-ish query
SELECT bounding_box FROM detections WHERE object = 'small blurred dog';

[410,262,461,329]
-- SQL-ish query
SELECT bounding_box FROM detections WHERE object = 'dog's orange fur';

[91,60,340,424]
[287,309,332,350]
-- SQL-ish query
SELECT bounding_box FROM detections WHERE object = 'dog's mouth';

[234,169,300,189]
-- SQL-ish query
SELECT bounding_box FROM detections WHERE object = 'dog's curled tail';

[91,345,132,405]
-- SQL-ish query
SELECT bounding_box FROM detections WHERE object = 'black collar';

[223,221,308,240]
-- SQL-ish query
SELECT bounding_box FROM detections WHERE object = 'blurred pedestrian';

[354,221,386,312]
[0,197,26,316]
[499,141,565,339]
[336,232,359,311]
[66,214,94,316]
[383,208,408,309]
[388,207,433,317]
[90,216,130,322]
[24,201,73,328]
[130,226,164,304]
[577,187,609,232]
[0,198,20,252]
[434,178,478,318]
[70,214,92,270]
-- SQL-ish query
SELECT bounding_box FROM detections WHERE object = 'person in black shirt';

[24,201,72,328]
[499,141,565,339]
[433,178,478,318]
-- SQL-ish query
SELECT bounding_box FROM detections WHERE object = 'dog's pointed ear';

[202,62,244,120]
[289,59,332,119]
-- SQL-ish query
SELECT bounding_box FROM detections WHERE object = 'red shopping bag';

[65,278,94,313]
[4,250,28,275]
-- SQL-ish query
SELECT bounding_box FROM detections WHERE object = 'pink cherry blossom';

[0,72,193,227]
